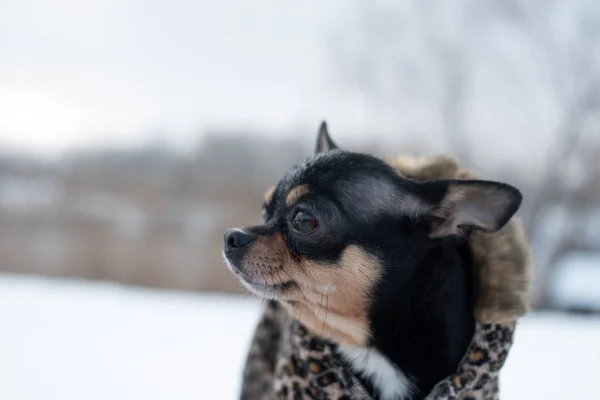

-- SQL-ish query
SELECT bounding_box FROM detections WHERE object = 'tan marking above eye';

[285,184,309,207]
[263,185,276,205]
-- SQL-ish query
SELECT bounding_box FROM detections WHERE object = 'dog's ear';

[418,179,522,237]
[315,121,338,154]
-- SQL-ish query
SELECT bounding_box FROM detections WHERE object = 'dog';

[223,122,523,399]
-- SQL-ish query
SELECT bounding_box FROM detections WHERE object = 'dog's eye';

[292,211,319,233]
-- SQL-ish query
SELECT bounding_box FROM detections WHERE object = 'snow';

[0,274,599,400]
[548,252,600,310]
[0,274,261,400]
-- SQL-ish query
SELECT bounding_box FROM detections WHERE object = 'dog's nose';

[224,228,254,253]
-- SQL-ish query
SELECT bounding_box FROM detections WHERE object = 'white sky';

[0,0,365,154]
[0,0,586,172]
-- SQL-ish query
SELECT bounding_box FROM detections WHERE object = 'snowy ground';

[0,274,598,400]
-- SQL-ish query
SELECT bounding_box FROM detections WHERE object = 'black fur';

[227,122,522,399]
[262,151,475,397]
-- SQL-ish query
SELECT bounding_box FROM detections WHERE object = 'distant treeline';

[0,131,599,309]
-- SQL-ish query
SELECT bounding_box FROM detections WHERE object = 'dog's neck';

[347,240,475,399]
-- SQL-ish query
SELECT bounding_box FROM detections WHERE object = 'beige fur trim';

[388,154,532,323]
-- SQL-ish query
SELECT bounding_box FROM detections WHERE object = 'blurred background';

[1,0,599,399]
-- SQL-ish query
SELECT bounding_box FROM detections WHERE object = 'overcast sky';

[1,0,590,173]
[0,0,365,154]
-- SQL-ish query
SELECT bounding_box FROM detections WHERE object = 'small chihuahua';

[224,122,522,399]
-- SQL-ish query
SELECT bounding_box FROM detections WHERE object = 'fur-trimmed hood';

[239,154,532,400]
[388,154,531,324]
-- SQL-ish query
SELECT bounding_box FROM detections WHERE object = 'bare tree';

[330,0,499,164]
[488,0,600,306]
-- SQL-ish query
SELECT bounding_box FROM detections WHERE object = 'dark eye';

[292,211,319,233]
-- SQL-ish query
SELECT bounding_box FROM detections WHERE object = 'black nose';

[224,228,254,253]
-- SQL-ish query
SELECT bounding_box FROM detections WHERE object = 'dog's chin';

[224,256,296,300]
[239,278,297,299]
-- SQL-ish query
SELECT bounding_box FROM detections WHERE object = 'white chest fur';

[341,347,415,400]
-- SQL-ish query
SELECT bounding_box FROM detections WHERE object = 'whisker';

[273,269,284,302]
[260,270,268,302]
[275,268,284,287]
[317,291,325,317]
[358,268,375,284]
[266,270,277,301]
[321,294,329,336]
[280,268,294,283]
[294,304,302,320]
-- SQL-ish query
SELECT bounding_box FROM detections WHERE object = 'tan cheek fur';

[241,233,380,346]
[281,246,381,347]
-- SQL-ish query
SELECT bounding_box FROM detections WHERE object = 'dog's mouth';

[225,258,297,298]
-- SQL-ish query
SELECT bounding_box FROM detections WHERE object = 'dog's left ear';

[419,179,523,237]
[315,121,338,154]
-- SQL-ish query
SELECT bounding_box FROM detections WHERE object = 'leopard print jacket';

[239,155,531,400]
[240,301,516,400]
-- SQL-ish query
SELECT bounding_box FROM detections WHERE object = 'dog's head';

[223,122,522,346]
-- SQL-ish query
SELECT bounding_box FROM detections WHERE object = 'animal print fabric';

[240,301,517,400]
[425,322,517,400]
